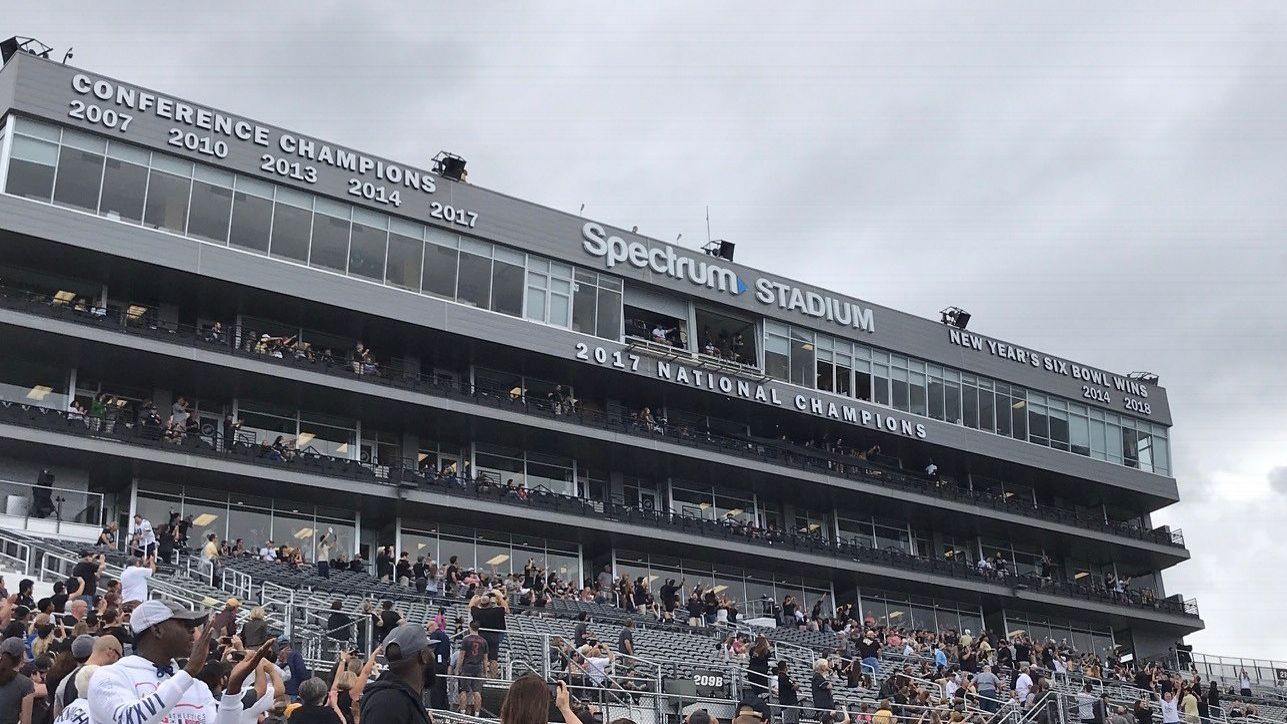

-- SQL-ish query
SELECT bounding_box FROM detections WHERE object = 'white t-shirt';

[1077,692,1096,720]
[1160,698,1180,724]
[1015,673,1033,702]
[133,518,155,547]
[119,566,153,603]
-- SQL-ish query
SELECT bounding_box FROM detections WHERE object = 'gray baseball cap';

[0,637,24,659]
[382,624,430,663]
[72,634,96,660]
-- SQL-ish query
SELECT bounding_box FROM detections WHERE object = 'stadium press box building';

[0,50,1200,660]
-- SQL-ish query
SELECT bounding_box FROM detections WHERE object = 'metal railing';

[0,476,105,529]
[0,282,1185,551]
[0,396,1200,620]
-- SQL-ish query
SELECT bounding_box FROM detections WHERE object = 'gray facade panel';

[0,196,1179,501]
[0,55,1173,425]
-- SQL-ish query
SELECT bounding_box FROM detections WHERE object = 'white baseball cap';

[129,600,208,634]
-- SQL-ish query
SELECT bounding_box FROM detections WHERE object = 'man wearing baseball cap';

[87,599,274,724]
[359,623,434,724]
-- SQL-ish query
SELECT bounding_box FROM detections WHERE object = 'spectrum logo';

[581,222,747,295]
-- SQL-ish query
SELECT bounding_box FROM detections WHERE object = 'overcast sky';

[9,3,1286,658]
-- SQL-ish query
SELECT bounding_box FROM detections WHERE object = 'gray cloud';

[8,1,1287,657]
[1270,467,1287,496]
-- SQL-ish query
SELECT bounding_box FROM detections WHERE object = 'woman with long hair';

[0,637,36,724]
[748,636,772,696]
[500,674,556,724]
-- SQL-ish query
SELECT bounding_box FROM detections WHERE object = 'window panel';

[422,243,458,299]
[525,284,547,322]
[385,229,423,291]
[873,364,890,405]
[909,371,927,416]
[269,194,312,263]
[891,368,910,412]
[226,177,273,253]
[490,259,525,317]
[142,170,191,233]
[978,386,995,433]
[455,252,491,307]
[1049,408,1070,451]
[595,289,621,339]
[309,208,351,274]
[789,331,814,387]
[98,157,148,224]
[348,214,388,282]
[52,145,104,212]
[6,135,58,201]
[961,384,978,428]
[187,181,233,243]
[572,285,597,334]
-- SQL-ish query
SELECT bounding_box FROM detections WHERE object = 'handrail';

[0,396,1200,620]
[0,282,1185,550]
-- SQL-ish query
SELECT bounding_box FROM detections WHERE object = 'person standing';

[457,622,488,715]
[0,637,35,724]
[69,551,102,608]
[87,600,272,724]
[130,513,157,559]
[427,620,452,712]
[777,660,801,724]
[811,659,835,718]
[747,636,771,699]
[1160,692,1181,724]
[360,624,435,724]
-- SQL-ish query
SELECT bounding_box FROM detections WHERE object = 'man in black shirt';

[326,600,353,647]
[473,590,506,677]
[373,600,402,643]
[70,551,101,607]
[573,612,590,648]
[618,619,635,658]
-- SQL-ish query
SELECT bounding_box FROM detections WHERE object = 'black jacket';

[360,677,431,724]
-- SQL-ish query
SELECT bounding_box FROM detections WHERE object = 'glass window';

[97,145,151,224]
[909,371,927,416]
[872,362,890,406]
[187,166,234,244]
[548,276,572,328]
[7,135,59,201]
[572,284,597,335]
[596,287,621,340]
[1029,405,1049,446]
[891,367,910,411]
[1049,408,1070,451]
[229,177,273,254]
[490,254,525,317]
[269,188,312,263]
[52,145,104,212]
[422,241,458,299]
[386,220,423,291]
[309,199,351,274]
[142,157,193,234]
[1011,396,1028,440]
[789,330,814,387]
[456,251,492,307]
[978,385,995,433]
[348,209,388,282]
[1069,413,1091,456]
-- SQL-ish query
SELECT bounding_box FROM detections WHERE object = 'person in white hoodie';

[87,599,274,724]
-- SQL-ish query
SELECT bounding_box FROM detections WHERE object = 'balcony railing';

[0,283,1186,550]
[0,396,1199,620]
